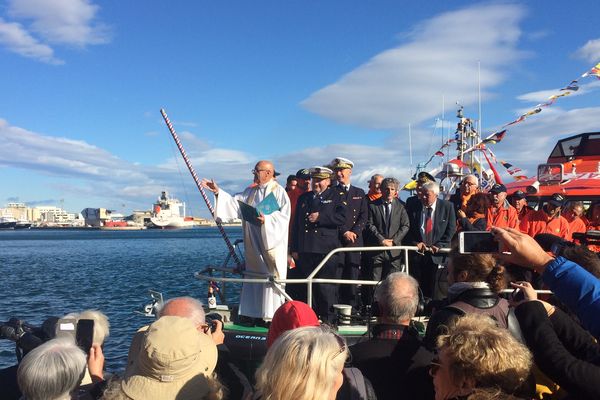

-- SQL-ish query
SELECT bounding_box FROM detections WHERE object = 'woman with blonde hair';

[431,314,532,399]
[255,326,348,400]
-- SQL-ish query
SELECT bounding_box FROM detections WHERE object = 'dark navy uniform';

[290,187,347,322]
[336,184,368,309]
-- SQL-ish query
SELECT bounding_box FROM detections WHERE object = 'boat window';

[560,136,582,158]
[580,134,600,156]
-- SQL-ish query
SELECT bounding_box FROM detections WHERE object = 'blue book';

[237,193,280,225]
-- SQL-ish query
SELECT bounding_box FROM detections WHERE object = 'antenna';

[408,123,413,175]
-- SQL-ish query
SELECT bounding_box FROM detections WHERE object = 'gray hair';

[463,174,479,186]
[17,338,86,400]
[421,181,440,195]
[376,272,419,323]
[63,310,110,345]
[158,296,206,326]
[381,177,400,191]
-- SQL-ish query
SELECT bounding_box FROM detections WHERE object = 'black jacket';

[405,198,456,264]
[336,184,368,247]
[365,197,410,260]
[350,325,435,400]
[515,301,600,399]
[291,187,346,254]
[424,287,508,350]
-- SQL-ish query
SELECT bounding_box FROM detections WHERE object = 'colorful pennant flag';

[582,62,600,79]
[560,80,579,91]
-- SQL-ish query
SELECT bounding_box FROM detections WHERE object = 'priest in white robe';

[201,160,291,320]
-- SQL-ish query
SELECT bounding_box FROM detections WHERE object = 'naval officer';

[290,166,347,323]
[330,157,368,311]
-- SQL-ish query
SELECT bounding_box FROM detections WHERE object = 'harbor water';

[0,227,243,373]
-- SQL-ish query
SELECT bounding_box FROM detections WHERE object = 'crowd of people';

[4,157,600,399]
[223,157,598,322]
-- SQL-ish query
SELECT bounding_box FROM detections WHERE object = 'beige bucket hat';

[122,316,218,399]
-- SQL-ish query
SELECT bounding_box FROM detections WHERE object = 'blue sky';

[1,0,600,217]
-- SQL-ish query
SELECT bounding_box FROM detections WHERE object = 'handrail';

[196,245,453,308]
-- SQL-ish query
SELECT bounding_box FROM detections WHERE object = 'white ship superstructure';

[149,191,195,229]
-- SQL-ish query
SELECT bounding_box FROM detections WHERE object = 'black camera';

[0,317,58,361]
[204,312,223,333]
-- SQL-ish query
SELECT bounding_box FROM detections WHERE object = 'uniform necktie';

[425,207,433,245]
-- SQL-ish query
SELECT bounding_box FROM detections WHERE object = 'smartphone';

[510,288,525,302]
[76,319,95,354]
[459,231,499,254]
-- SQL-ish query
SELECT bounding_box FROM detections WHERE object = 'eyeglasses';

[251,169,269,175]
[429,357,442,375]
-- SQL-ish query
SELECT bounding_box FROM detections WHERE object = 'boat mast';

[160,109,244,269]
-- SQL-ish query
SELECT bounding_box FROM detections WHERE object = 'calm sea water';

[0,227,243,373]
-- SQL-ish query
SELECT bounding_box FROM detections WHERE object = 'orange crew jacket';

[487,201,519,230]
[519,209,570,240]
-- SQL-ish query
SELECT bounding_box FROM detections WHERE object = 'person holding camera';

[125,296,250,400]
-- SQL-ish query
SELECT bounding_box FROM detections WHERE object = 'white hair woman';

[255,326,348,400]
[17,337,87,400]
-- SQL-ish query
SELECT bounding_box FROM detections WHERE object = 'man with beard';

[520,193,570,240]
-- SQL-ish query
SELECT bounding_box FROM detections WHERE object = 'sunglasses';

[332,332,347,360]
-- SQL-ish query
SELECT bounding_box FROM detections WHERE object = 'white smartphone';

[458,231,499,254]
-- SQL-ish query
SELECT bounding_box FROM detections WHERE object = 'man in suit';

[350,272,435,400]
[362,177,410,306]
[405,181,456,299]
[404,171,436,211]
[330,157,368,311]
[290,166,347,323]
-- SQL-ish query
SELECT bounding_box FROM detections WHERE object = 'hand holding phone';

[76,319,95,355]
[459,231,499,254]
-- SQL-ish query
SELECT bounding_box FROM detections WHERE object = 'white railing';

[196,245,451,307]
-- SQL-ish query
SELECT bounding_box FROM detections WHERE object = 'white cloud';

[302,3,526,130]
[7,0,110,47]
[486,107,600,180]
[517,80,600,104]
[0,17,63,64]
[574,38,600,63]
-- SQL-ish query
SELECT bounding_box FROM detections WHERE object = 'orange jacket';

[487,201,519,229]
[519,209,570,240]
[565,216,587,242]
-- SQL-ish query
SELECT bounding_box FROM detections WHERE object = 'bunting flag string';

[404,61,599,190]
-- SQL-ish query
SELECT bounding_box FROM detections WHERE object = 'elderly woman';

[431,314,532,400]
[255,326,348,400]
[457,193,490,232]
[424,249,511,349]
[17,337,87,400]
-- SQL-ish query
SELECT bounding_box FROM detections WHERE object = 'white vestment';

[215,180,290,319]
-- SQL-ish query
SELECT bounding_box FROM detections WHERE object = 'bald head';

[253,160,275,185]
[158,297,205,328]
